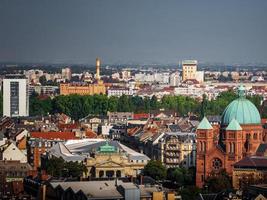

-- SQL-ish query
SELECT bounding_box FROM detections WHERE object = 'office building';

[182,60,197,81]
[3,75,29,117]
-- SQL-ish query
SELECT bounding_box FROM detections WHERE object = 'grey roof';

[49,139,150,162]
[207,115,221,123]
[49,143,87,162]
[49,180,160,199]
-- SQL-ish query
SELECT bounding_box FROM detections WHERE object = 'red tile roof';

[58,123,79,130]
[133,113,150,120]
[85,129,97,138]
[31,131,77,140]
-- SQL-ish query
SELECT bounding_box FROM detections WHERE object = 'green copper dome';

[221,85,261,125]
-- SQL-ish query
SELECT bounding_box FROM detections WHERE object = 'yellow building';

[60,82,106,95]
[182,60,197,81]
[60,58,106,95]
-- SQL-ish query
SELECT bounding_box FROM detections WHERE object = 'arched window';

[203,142,206,152]
[228,142,232,153]
[232,143,235,153]
[253,133,257,140]
[199,142,203,152]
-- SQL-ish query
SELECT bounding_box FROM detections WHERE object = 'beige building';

[149,132,196,168]
[48,139,150,178]
[86,142,148,178]
[182,60,198,81]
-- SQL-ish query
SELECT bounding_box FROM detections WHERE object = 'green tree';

[167,167,194,186]
[143,160,167,181]
[44,157,87,178]
[39,75,47,85]
[150,95,158,111]
[179,186,200,200]
[205,169,232,193]
[29,92,53,116]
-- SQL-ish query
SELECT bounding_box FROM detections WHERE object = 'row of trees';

[29,93,200,120]
[29,90,264,120]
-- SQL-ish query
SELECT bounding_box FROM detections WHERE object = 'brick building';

[196,85,266,188]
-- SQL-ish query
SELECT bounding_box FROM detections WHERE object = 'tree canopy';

[27,91,263,121]
[43,157,87,178]
[143,160,167,181]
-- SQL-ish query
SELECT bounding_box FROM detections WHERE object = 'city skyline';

[0,0,267,65]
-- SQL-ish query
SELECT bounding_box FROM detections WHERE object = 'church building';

[196,85,266,187]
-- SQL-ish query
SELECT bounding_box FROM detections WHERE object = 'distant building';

[61,67,72,81]
[169,72,180,86]
[60,58,106,95]
[195,71,204,83]
[3,75,29,117]
[107,87,136,97]
[182,60,197,81]
[108,112,133,124]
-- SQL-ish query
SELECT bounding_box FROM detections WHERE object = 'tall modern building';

[3,75,29,117]
[182,60,197,81]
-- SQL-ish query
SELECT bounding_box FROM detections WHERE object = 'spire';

[197,116,213,130]
[226,118,242,131]
[238,85,246,98]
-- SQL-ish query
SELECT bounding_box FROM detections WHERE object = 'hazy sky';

[0,0,267,64]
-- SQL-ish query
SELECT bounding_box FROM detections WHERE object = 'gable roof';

[197,117,213,130]
[226,118,242,131]
[31,131,77,140]
[234,156,267,168]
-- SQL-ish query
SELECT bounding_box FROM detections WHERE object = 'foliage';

[44,157,87,178]
[29,92,53,116]
[143,160,167,181]
[27,91,263,121]
[167,167,194,186]
[179,185,200,200]
[205,169,232,193]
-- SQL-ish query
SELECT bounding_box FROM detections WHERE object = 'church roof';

[226,118,242,131]
[99,141,116,153]
[197,117,213,130]
[221,85,261,125]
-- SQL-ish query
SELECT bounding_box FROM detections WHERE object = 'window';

[212,158,222,170]
[253,133,257,140]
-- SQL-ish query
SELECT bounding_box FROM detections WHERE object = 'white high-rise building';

[170,72,181,86]
[3,75,29,117]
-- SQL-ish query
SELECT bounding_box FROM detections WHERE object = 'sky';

[0,0,267,65]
